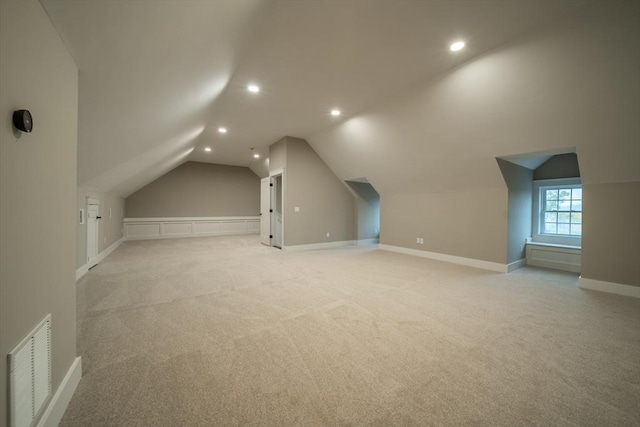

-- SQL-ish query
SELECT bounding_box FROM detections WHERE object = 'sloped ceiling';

[307,2,640,194]
[41,0,579,197]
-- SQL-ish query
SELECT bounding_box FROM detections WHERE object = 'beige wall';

[0,1,78,425]
[381,189,508,264]
[582,182,640,287]
[309,5,639,280]
[125,161,260,218]
[269,137,355,246]
[76,188,125,269]
[269,138,286,172]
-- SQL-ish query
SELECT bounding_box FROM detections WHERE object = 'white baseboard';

[76,237,124,280]
[378,244,507,273]
[578,277,640,298]
[283,240,356,252]
[37,356,82,427]
[75,264,89,281]
[507,258,526,272]
[357,238,379,245]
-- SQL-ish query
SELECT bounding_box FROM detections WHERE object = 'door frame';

[86,196,100,268]
[269,168,285,249]
[259,177,271,246]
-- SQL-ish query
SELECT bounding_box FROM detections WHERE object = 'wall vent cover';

[8,314,52,427]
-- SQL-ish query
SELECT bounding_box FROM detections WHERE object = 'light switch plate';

[294,206,300,212]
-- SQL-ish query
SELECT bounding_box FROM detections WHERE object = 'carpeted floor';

[60,235,640,426]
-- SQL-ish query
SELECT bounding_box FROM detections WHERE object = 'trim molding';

[76,237,124,280]
[37,357,82,427]
[378,244,507,273]
[283,240,356,252]
[507,258,527,272]
[124,216,259,222]
[578,277,640,298]
[124,216,260,241]
[75,264,89,281]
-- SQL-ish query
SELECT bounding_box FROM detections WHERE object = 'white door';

[87,204,100,268]
[260,178,270,245]
[271,174,283,248]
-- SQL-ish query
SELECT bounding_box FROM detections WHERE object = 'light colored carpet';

[61,235,640,426]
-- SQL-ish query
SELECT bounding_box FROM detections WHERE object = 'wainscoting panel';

[248,221,261,233]
[124,217,260,240]
[193,222,221,235]
[526,242,581,273]
[221,221,247,234]
[126,223,161,238]
[162,222,192,236]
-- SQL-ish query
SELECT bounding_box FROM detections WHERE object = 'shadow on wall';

[346,178,380,241]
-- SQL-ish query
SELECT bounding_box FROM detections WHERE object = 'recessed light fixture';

[331,109,341,116]
[218,127,227,133]
[450,41,465,52]
[253,154,260,159]
[204,147,212,152]
[247,84,260,93]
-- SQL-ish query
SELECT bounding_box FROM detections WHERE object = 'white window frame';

[532,178,582,247]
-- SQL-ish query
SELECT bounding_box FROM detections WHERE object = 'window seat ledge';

[525,239,581,273]
[525,239,581,251]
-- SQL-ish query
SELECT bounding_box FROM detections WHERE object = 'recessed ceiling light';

[204,147,212,152]
[331,109,341,116]
[253,154,260,158]
[450,41,465,52]
[218,127,227,133]
[247,84,260,93]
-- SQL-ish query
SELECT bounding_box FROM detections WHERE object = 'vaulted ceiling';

[41,0,580,197]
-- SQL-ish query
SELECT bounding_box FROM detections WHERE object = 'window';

[533,178,582,246]
[542,186,582,235]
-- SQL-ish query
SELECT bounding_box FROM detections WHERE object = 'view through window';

[541,186,582,236]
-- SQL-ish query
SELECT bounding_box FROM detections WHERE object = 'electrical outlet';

[418,238,424,244]
[109,208,112,218]
[104,236,107,244]
[416,237,420,244]
[326,232,330,238]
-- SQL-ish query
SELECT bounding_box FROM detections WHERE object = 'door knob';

[96,216,102,219]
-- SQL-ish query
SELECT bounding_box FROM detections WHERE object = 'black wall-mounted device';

[12,110,33,133]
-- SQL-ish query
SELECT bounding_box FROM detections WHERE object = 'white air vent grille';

[8,314,52,427]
